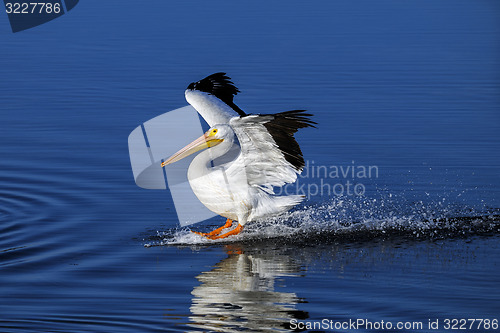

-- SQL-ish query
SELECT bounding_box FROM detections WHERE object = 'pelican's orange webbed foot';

[191,219,233,237]
[207,223,243,240]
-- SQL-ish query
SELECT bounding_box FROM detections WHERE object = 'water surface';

[1,1,499,332]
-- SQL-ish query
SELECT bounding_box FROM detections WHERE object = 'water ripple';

[0,163,99,269]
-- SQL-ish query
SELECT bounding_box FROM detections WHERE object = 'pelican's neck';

[188,138,234,180]
[185,90,239,126]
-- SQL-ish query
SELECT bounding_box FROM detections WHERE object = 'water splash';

[146,194,500,247]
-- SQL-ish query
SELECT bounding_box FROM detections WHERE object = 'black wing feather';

[262,110,316,171]
[188,73,315,170]
[187,72,246,116]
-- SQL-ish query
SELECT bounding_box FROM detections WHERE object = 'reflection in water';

[182,230,500,332]
[189,245,308,332]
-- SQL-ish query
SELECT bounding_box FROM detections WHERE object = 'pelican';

[162,73,315,239]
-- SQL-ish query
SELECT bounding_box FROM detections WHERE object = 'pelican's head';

[161,125,233,167]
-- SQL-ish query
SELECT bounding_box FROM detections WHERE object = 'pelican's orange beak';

[161,134,222,167]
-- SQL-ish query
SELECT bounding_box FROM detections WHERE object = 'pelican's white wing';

[229,110,315,194]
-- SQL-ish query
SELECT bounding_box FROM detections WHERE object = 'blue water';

[1,1,500,332]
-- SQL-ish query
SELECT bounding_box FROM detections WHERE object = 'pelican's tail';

[250,192,304,221]
[272,194,305,213]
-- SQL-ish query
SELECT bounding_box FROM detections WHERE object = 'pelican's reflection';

[188,245,308,332]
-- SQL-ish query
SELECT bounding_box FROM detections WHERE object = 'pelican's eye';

[205,128,219,136]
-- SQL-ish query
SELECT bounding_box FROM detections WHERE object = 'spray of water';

[145,194,500,247]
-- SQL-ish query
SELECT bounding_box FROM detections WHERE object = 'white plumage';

[163,73,315,239]
[230,115,299,192]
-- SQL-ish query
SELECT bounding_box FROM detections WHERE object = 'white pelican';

[162,73,315,239]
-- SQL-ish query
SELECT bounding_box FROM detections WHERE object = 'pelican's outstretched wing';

[229,110,316,193]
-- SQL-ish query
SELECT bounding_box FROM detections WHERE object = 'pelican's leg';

[207,223,244,240]
[192,219,233,237]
